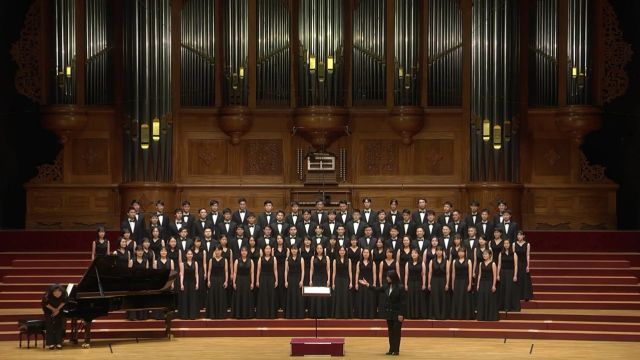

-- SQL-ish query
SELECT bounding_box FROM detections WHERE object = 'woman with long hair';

[179,249,199,320]
[273,234,288,312]
[192,237,207,309]
[309,243,331,318]
[41,284,67,349]
[396,236,412,284]
[450,247,473,320]
[404,249,427,319]
[332,246,352,318]
[355,248,377,319]
[497,239,521,312]
[285,245,305,319]
[92,226,109,260]
[256,244,278,319]
[129,245,150,320]
[477,249,499,321]
[113,237,132,269]
[206,245,228,319]
[428,246,450,320]
[514,231,534,301]
[233,246,254,319]
[153,246,175,319]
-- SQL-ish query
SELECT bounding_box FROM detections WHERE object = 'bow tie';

[329,221,335,224]
[249,225,254,228]
[341,212,347,215]
[240,210,245,213]
[183,213,189,216]
[176,221,182,224]
[224,221,230,224]
[482,221,488,224]
[365,210,370,213]
[265,213,271,216]
[157,213,163,216]
[471,213,477,216]
[419,210,425,213]
[304,222,310,224]
[129,219,135,222]
[211,212,218,216]
[354,221,359,224]
[504,222,510,224]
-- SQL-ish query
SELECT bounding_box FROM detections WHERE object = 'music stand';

[291,287,343,356]
[302,286,331,338]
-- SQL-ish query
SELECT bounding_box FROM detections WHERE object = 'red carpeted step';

[12,259,92,267]
[532,275,639,285]
[533,292,640,301]
[531,253,640,266]
[530,260,630,268]
[0,283,60,292]
[0,266,86,276]
[2,275,82,284]
[530,268,637,276]
[535,283,640,293]
[522,300,640,310]
[0,292,43,300]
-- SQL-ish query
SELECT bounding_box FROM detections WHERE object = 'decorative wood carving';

[72,138,109,175]
[579,152,607,183]
[30,151,64,184]
[243,140,283,176]
[293,107,349,149]
[533,140,570,176]
[10,0,42,104]
[188,139,228,175]
[389,107,424,145]
[413,139,454,175]
[360,140,399,175]
[601,0,633,104]
[41,105,89,144]
[219,107,252,145]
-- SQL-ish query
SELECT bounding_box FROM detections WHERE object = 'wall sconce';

[152,118,160,141]
[482,119,491,141]
[327,55,334,74]
[492,124,502,150]
[309,53,316,73]
[572,66,577,78]
[140,123,150,150]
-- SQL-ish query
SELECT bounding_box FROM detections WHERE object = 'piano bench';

[18,319,46,349]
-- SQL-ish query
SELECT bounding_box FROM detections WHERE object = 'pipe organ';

[257,0,291,106]
[352,0,386,105]
[85,0,113,105]
[567,0,591,105]
[223,0,248,106]
[180,0,215,106]
[428,0,462,106]
[51,0,77,104]
[393,0,421,106]
[529,0,558,106]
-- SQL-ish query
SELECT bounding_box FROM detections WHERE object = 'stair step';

[0,267,86,276]
[12,259,92,267]
[532,275,639,285]
[530,268,638,276]
[535,284,640,293]
[2,275,82,284]
[522,300,640,310]
[529,260,630,268]
[533,292,640,301]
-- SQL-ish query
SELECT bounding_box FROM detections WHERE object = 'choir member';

[449,210,466,238]
[181,200,196,233]
[399,209,417,239]
[42,284,67,349]
[314,199,328,225]
[514,231,534,301]
[372,238,386,265]
[257,225,275,250]
[232,197,249,226]
[404,249,426,319]
[497,210,519,243]
[326,236,339,262]
[355,248,377,319]
[464,200,482,228]
[233,246,254,319]
[129,245,150,320]
[202,227,216,254]
[167,209,185,239]
[424,211,441,240]
[473,236,490,279]
[245,213,262,239]
[286,225,302,249]
[346,210,366,239]
[413,227,429,254]
[285,201,301,227]
[359,225,376,250]
[448,234,465,263]
[490,229,505,262]
[386,199,400,226]
[450,247,474,320]
[177,227,193,260]
[122,206,143,246]
[179,249,199,320]
[361,198,375,225]
[492,200,508,226]
[323,210,339,237]
[166,237,181,305]
[298,209,317,239]
[497,239,521,312]
[273,210,290,238]
[476,249,499,321]
[378,248,399,318]
[147,214,163,240]
[285,245,305,319]
[258,200,274,228]
[424,237,440,267]
[332,246,352,319]
[311,224,328,248]
[256,244,277,319]
[194,208,213,239]
[114,237,132,269]
[149,226,164,260]
[218,234,233,308]
[206,245,228,319]
[437,201,454,226]
[274,235,288,311]
[335,225,348,248]
[373,210,391,240]
[477,209,494,239]
[439,225,453,255]
[385,226,402,252]
[309,244,330,318]
[230,225,248,256]
[300,237,314,312]
[131,199,145,229]
[396,236,412,283]
[336,200,351,225]
[192,237,207,309]
[92,226,109,260]
[217,208,237,239]
[207,199,222,228]
[428,246,450,320]
[155,200,167,229]
[141,237,155,266]
[154,246,175,319]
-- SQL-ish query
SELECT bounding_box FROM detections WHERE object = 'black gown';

[378,259,397,318]
[179,261,199,319]
[274,246,288,311]
[450,259,473,320]
[347,247,362,313]
[249,248,261,306]
[490,240,504,262]
[207,257,227,319]
[94,239,108,257]
[514,241,534,300]
[167,247,181,309]
[233,258,254,319]
[397,248,412,284]
[498,251,521,312]
[149,238,163,260]
[355,261,377,319]
[256,257,277,319]
[153,258,173,319]
[332,258,352,318]
[405,261,427,319]
[192,249,207,309]
[372,249,385,267]
[115,249,130,269]
[128,257,150,320]
[285,256,305,319]
[300,247,314,311]
[310,256,330,318]
[477,261,499,321]
[428,258,449,320]
[221,248,233,309]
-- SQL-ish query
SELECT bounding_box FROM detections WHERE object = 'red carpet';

[1,230,639,342]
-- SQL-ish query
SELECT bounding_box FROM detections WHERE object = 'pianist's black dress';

[179,261,199,320]
[94,239,108,257]
[206,256,227,319]
[256,256,276,319]
[285,256,305,319]
[233,258,254,319]
[128,257,149,320]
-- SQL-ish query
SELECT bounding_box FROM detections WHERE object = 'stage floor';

[2,337,640,360]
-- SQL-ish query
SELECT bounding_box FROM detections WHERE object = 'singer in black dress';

[514,231,534,300]
[309,244,331,318]
[256,245,277,319]
[378,248,399,318]
[218,235,234,309]
[149,227,164,260]
[129,246,150,320]
[300,237,314,311]
[233,247,254,319]
[396,236,412,284]
[166,237,181,308]
[355,248,377,319]
[206,246,228,319]
[428,246,450,320]
[285,246,305,319]
[497,239,521,312]
[347,237,362,314]
[477,249,499,321]
[404,249,427,319]
[450,247,474,320]
[179,249,199,320]
[192,238,207,309]
[114,237,132,269]
[273,236,288,311]
[153,247,175,319]
[332,246,352,318]
[490,229,504,263]
[92,226,109,259]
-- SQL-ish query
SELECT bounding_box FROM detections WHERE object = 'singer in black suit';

[121,207,144,245]
[477,210,495,239]
[369,270,406,356]
[496,210,518,242]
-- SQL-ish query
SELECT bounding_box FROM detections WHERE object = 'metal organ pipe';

[567,0,590,104]
[52,0,77,104]
[428,0,462,106]
[352,0,386,106]
[394,0,419,106]
[181,0,215,106]
[257,0,290,106]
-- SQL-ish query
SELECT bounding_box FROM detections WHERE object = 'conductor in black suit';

[366,270,406,356]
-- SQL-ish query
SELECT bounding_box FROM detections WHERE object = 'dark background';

[0,1,639,229]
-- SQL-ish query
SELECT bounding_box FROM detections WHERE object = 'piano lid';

[72,255,175,297]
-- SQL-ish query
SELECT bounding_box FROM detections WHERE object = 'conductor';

[364,270,406,355]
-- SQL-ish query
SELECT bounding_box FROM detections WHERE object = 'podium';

[290,286,344,357]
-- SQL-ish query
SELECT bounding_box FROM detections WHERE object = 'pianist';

[42,284,67,350]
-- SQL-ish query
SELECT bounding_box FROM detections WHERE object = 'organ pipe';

[52,0,77,104]
[298,0,344,107]
[529,0,558,106]
[85,0,113,105]
[352,0,386,106]
[123,0,172,182]
[257,0,290,106]
[223,0,248,106]
[181,0,215,107]
[394,0,420,106]
[470,0,519,182]
[427,0,462,106]
[567,0,591,104]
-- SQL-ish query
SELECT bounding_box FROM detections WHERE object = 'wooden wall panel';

[532,139,571,177]
[243,139,283,176]
[71,138,109,176]
[412,139,454,175]
[187,139,228,175]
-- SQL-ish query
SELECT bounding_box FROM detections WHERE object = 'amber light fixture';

[309,53,316,73]
[482,119,491,141]
[140,123,150,150]
[492,124,502,150]
[327,55,334,73]
[152,118,160,141]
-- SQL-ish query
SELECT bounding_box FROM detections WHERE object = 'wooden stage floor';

[2,337,640,360]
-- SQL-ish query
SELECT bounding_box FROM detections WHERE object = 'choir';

[103,198,533,321]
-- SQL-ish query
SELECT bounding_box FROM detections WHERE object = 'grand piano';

[64,255,178,347]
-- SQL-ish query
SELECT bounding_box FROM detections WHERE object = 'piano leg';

[82,320,93,348]
[164,310,173,339]
[70,318,79,344]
